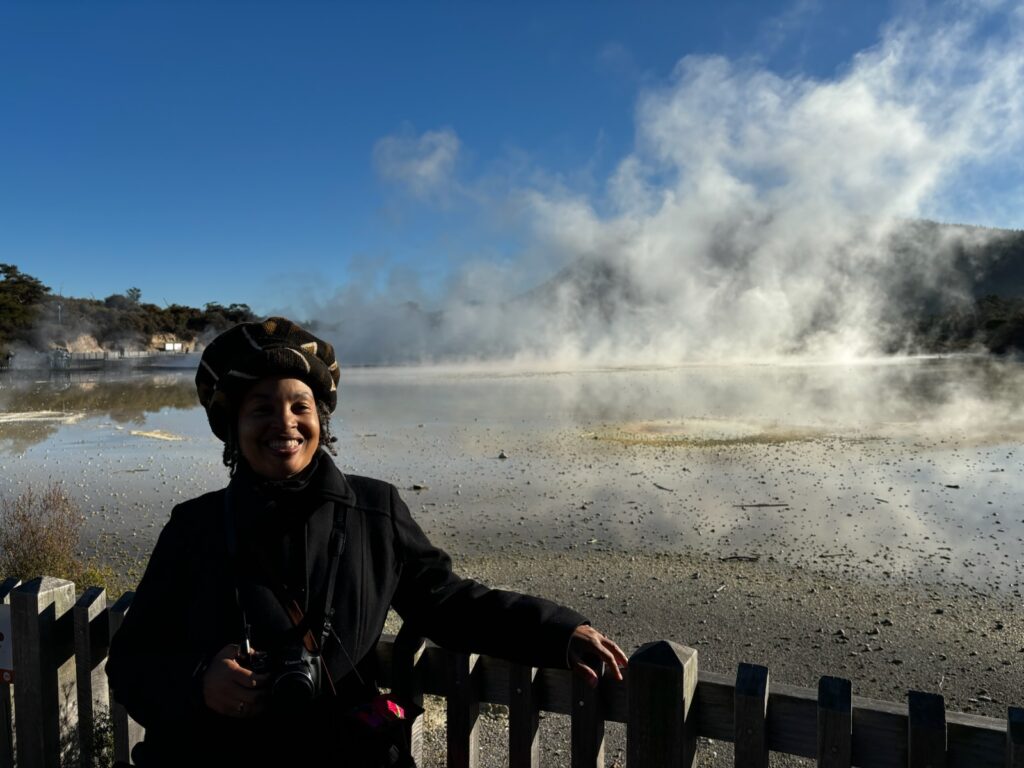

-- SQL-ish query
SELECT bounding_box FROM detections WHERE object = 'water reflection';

[0,372,197,452]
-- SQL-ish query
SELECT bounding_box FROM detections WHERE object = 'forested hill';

[0,264,256,355]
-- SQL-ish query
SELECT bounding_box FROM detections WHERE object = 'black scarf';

[226,452,351,653]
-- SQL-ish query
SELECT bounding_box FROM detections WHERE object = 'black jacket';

[106,454,586,765]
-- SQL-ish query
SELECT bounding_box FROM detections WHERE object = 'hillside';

[0,265,256,357]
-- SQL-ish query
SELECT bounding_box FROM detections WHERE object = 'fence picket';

[446,650,480,768]
[735,663,770,768]
[392,626,426,767]
[817,676,851,768]
[509,663,541,768]
[909,690,947,768]
[108,591,142,765]
[627,640,698,768]
[11,577,77,768]
[571,671,604,768]
[73,586,108,768]
[0,577,21,768]
[1007,707,1024,768]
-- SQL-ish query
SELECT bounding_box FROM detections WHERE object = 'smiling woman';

[236,377,321,479]
[104,316,626,767]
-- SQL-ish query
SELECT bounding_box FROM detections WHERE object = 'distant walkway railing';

[2,575,1022,767]
[45,350,193,371]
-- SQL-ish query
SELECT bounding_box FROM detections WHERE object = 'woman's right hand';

[201,644,271,718]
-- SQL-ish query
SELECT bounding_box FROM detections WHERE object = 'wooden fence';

[2,575,1023,767]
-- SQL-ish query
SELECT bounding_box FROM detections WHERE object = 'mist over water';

[300,3,1024,367]
[2,359,1022,593]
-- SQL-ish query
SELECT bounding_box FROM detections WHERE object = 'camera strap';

[320,502,347,651]
[223,485,352,692]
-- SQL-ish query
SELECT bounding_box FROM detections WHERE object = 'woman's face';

[237,377,320,479]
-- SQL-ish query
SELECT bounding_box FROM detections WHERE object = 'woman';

[106,317,627,767]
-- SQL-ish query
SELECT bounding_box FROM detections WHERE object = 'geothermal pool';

[1,357,1022,593]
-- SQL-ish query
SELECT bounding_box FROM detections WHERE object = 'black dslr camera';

[240,640,323,707]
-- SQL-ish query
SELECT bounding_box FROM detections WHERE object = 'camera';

[240,643,323,707]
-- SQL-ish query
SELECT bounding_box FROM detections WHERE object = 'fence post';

[908,690,946,768]
[1008,707,1024,768]
[0,577,21,768]
[446,650,480,768]
[392,626,426,767]
[74,586,109,768]
[11,576,78,768]
[735,663,770,768]
[572,669,605,768]
[509,664,541,768]
[817,676,852,768]
[627,640,698,768]
[108,591,142,765]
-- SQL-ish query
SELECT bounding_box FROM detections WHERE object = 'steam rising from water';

[304,3,1024,366]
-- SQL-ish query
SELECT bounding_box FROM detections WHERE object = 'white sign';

[0,604,11,683]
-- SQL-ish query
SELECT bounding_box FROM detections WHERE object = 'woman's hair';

[222,399,337,477]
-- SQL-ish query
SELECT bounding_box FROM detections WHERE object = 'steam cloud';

[304,3,1024,366]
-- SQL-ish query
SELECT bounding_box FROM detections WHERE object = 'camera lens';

[273,667,317,705]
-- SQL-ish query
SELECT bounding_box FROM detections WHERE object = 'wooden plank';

[391,627,426,767]
[767,683,820,758]
[11,576,77,768]
[571,670,604,768]
[944,710,1003,767]
[626,640,698,768]
[537,666,580,718]
[908,691,946,768]
[693,671,736,741]
[446,650,480,768]
[0,577,21,768]
[108,591,142,766]
[817,676,851,768]
[509,664,541,768]
[1008,708,1024,768]
[73,586,108,768]
[734,663,769,768]
[852,697,908,768]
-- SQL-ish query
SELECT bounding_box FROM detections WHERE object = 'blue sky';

[1,1,1021,321]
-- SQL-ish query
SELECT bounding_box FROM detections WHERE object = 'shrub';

[0,482,83,581]
[0,483,133,596]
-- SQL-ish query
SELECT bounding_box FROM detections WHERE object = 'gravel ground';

[408,548,1023,767]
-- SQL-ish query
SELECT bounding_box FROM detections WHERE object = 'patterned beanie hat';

[195,317,340,441]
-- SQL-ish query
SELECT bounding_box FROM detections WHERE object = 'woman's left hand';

[568,625,629,689]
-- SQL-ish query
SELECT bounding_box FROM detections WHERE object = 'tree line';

[0,264,257,355]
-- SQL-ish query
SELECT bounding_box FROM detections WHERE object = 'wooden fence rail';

[2,575,1023,767]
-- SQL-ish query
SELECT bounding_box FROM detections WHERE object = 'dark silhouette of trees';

[0,265,258,353]
[0,264,51,350]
